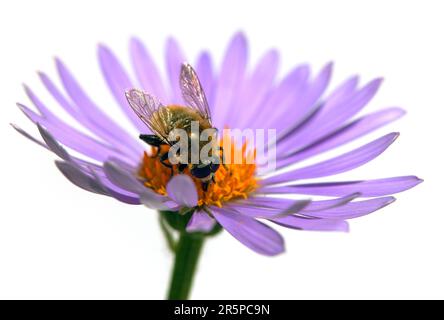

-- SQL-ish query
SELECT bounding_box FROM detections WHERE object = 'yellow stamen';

[138,136,258,207]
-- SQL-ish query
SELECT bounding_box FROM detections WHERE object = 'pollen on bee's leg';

[138,136,258,207]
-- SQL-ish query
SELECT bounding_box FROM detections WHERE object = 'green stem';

[159,214,177,252]
[167,231,204,300]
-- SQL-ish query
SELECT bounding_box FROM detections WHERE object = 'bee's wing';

[125,89,171,143]
[180,63,212,123]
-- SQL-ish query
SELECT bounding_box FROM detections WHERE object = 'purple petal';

[165,37,186,103]
[316,77,383,132]
[264,132,399,184]
[253,64,310,131]
[277,63,333,136]
[195,51,215,107]
[166,175,198,207]
[37,72,77,116]
[278,78,383,152]
[18,103,129,163]
[55,161,108,195]
[94,163,162,206]
[37,72,142,158]
[236,193,360,214]
[37,124,71,160]
[55,58,139,147]
[23,84,58,122]
[186,211,216,233]
[211,207,285,256]
[163,200,181,211]
[188,51,219,142]
[103,161,144,194]
[10,123,47,149]
[227,199,311,218]
[232,49,280,129]
[260,63,332,137]
[320,75,360,114]
[58,160,143,205]
[303,193,361,211]
[78,162,141,205]
[129,37,168,102]
[273,107,405,169]
[98,44,146,133]
[259,176,423,197]
[212,32,248,129]
[304,197,395,219]
[14,123,142,205]
[326,77,384,121]
[106,190,140,205]
[234,196,299,210]
[139,189,170,210]
[271,215,349,232]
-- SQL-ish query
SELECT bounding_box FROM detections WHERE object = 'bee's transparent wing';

[180,63,212,123]
[125,89,170,142]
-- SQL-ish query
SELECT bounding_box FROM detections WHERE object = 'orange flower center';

[138,137,258,207]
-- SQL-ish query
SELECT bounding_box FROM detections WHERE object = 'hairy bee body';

[152,105,212,138]
[152,105,216,162]
[126,63,222,191]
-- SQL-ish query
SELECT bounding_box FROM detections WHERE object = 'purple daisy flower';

[13,32,421,259]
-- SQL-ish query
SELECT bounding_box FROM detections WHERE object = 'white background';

[0,0,442,299]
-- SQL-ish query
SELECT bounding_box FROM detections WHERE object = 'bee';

[125,63,222,191]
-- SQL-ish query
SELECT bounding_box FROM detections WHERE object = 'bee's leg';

[139,134,167,157]
[139,134,165,146]
[159,152,174,177]
[202,181,209,192]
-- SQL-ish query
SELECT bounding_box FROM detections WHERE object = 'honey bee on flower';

[13,32,421,260]
[125,63,223,192]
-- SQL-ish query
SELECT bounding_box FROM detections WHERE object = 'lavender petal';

[231,49,280,129]
[271,107,405,169]
[252,64,310,132]
[277,77,383,153]
[98,44,147,133]
[103,160,169,208]
[37,72,142,158]
[55,161,108,195]
[103,161,144,194]
[271,215,349,232]
[274,62,333,138]
[186,211,216,233]
[264,132,399,184]
[240,193,360,212]
[227,199,311,218]
[37,124,71,160]
[130,37,168,102]
[259,176,423,197]
[195,51,215,108]
[18,103,129,163]
[10,123,47,149]
[212,32,248,130]
[166,175,198,208]
[139,190,170,210]
[165,37,186,104]
[303,197,395,219]
[211,207,285,256]
[55,58,140,150]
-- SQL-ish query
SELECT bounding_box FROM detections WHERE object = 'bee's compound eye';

[190,164,212,179]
